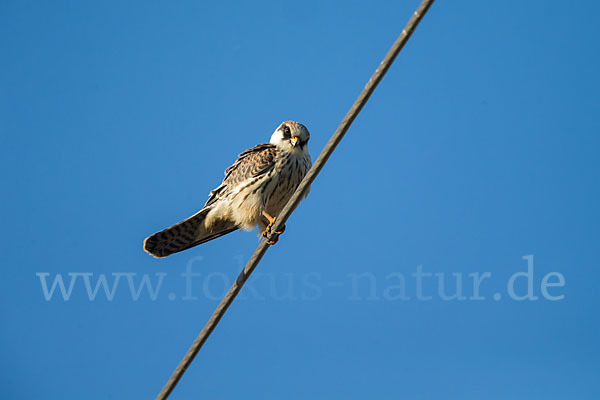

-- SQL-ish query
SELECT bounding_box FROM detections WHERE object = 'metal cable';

[156,1,435,398]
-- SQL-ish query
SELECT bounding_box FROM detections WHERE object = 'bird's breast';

[264,152,311,213]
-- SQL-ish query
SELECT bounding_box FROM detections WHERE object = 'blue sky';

[1,0,599,399]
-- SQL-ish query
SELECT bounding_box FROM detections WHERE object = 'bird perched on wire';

[144,121,312,258]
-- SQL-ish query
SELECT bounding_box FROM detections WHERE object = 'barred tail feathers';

[144,208,237,258]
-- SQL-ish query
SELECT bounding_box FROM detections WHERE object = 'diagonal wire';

[156,1,435,398]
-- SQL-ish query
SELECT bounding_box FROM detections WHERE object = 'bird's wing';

[204,143,278,207]
[145,144,278,257]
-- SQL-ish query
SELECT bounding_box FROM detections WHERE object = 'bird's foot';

[261,211,286,245]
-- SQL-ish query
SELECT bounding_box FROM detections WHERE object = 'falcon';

[144,121,312,258]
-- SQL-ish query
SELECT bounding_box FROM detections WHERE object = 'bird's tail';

[144,208,238,258]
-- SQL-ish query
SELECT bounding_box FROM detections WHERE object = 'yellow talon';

[261,211,285,244]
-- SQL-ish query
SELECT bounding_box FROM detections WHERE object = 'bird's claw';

[261,217,285,245]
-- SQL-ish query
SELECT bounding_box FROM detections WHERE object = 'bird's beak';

[290,136,299,147]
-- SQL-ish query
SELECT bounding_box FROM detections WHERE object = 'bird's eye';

[282,125,291,139]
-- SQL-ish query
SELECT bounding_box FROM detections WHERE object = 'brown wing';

[145,144,279,257]
[204,144,278,207]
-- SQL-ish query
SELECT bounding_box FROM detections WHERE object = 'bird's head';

[270,121,310,154]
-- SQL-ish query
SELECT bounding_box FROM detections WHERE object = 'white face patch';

[269,122,310,154]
